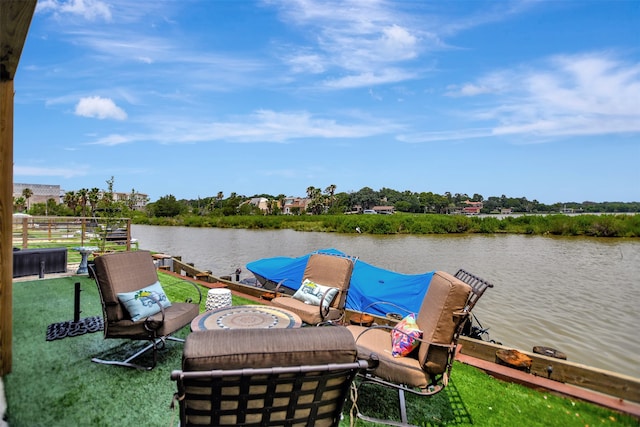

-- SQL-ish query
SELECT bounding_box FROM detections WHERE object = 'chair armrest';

[142,293,167,331]
[318,287,340,321]
[352,324,395,343]
[179,280,203,305]
[158,274,203,305]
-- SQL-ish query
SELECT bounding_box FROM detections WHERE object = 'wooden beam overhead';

[1,0,37,81]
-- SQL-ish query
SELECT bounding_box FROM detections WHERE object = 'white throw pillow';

[117,281,172,321]
[292,279,339,309]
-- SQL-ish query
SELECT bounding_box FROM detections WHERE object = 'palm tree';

[306,187,324,215]
[77,188,89,217]
[324,184,336,208]
[306,186,316,199]
[14,196,26,212]
[88,188,100,216]
[22,188,33,211]
[63,191,78,213]
[277,194,286,213]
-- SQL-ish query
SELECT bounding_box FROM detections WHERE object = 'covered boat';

[246,248,435,317]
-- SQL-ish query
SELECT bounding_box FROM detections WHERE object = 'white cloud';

[445,71,511,97]
[324,69,418,89]
[380,25,418,61]
[413,52,640,143]
[90,109,398,146]
[398,128,493,143]
[493,54,640,138]
[270,0,424,86]
[92,134,132,146]
[286,52,326,74]
[75,96,127,120]
[194,109,394,143]
[37,0,112,21]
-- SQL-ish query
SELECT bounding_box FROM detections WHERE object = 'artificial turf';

[4,275,638,426]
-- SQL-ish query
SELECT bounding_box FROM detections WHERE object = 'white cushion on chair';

[117,281,171,321]
[292,279,338,308]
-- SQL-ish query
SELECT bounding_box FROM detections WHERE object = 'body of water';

[132,224,640,378]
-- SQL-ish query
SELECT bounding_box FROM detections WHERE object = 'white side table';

[205,288,232,311]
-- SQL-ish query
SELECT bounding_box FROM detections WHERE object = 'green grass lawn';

[4,275,638,426]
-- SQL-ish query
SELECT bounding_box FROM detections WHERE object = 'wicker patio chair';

[91,250,201,370]
[171,326,368,426]
[270,253,355,325]
[346,269,493,426]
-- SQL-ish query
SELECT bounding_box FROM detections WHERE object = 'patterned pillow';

[391,313,423,357]
[292,279,339,309]
[117,281,172,321]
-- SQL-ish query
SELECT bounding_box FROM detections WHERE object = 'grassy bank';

[4,274,638,426]
[135,212,640,237]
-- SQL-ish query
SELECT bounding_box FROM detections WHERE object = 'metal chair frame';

[171,360,368,426]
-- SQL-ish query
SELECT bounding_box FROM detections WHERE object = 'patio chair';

[270,253,355,325]
[170,326,369,426]
[346,269,493,426]
[91,250,201,370]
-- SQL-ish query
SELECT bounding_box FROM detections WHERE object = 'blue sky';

[13,0,640,204]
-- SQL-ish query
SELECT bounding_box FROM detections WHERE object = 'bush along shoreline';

[132,213,640,238]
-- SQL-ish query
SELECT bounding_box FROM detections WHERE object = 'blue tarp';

[245,248,434,317]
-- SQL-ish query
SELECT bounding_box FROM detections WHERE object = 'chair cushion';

[271,296,341,325]
[292,279,339,309]
[390,313,422,357]
[94,250,159,321]
[302,254,353,309]
[416,271,471,375]
[117,281,172,321]
[183,327,357,372]
[106,302,199,339]
[347,325,428,388]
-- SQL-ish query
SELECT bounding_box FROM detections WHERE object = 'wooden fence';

[12,216,134,251]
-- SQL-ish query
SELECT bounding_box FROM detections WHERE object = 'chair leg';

[398,388,408,425]
[92,336,185,370]
[92,341,156,370]
[353,380,419,427]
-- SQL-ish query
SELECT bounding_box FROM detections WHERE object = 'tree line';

[13,177,147,218]
[15,181,640,219]
[146,186,640,218]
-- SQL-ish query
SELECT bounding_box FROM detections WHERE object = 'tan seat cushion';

[271,296,341,325]
[106,302,199,339]
[183,326,357,372]
[347,324,428,388]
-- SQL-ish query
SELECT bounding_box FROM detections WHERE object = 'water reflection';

[132,225,640,378]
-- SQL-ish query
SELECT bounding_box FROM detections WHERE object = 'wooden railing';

[11,216,134,251]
